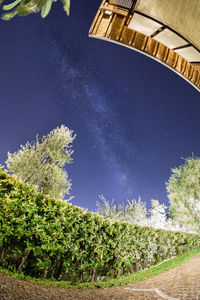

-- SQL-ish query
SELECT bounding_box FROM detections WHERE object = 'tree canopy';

[0,0,70,20]
[166,157,200,233]
[6,125,76,200]
[96,195,173,230]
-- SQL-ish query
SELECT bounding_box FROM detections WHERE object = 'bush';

[0,168,199,282]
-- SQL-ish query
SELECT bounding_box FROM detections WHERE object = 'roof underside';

[135,0,200,50]
[89,0,200,91]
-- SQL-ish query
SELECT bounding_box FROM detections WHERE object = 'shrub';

[0,168,199,282]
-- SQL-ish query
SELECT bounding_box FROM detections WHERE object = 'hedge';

[0,168,199,282]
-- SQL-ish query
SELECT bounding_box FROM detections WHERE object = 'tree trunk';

[135,260,139,272]
[43,268,49,278]
[118,268,123,277]
[91,269,96,282]
[129,267,134,274]
[111,269,115,278]
[56,259,63,280]
[51,269,55,280]
[0,245,8,265]
[18,250,31,272]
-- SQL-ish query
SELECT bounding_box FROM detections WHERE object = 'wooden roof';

[89,0,200,91]
[135,0,200,50]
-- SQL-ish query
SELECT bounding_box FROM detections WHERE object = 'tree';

[148,199,168,229]
[96,195,122,220]
[96,195,148,225]
[6,125,76,200]
[123,197,148,225]
[95,195,190,232]
[166,157,200,233]
[0,0,70,20]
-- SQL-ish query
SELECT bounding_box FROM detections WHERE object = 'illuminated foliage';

[0,0,70,20]
[0,168,199,282]
[166,157,200,233]
[6,125,75,200]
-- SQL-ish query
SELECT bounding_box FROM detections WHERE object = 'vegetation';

[166,157,200,233]
[96,195,184,232]
[1,248,199,288]
[0,0,70,20]
[96,195,148,225]
[0,168,199,283]
[97,156,200,234]
[6,125,75,200]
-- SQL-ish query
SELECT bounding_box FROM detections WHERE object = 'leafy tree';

[148,199,168,229]
[96,195,121,220]
[123,197,148,225]
[0,0,70,20]
[166,157,200,233]
[96,195,148,225]
[6,125,76,200]
[96,195,193,232]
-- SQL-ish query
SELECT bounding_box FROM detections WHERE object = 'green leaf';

[15,0,41,16]
[62,0,70,15]
[2,10,17,20]
[2,0,21,10]
[41,0,53,18]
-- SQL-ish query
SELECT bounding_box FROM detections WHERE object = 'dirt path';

[0,254,200,300]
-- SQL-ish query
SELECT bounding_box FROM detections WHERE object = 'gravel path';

[0,254,200,300]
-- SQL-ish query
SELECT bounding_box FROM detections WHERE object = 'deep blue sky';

[0,0,199,211]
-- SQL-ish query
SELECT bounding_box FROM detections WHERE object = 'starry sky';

[0,0,199,211]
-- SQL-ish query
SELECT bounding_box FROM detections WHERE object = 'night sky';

[0,0,199,212]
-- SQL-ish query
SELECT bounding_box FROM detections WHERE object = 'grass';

[0,248,200,289]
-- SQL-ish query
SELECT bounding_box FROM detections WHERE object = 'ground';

[0,254,199,300]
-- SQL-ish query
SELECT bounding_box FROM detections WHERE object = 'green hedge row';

[0,168,199,282]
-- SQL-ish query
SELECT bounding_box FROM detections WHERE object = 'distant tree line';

[96,156,200,234]
[4,125,200,233]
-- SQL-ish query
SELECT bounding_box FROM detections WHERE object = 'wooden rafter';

[89,0,200,91]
